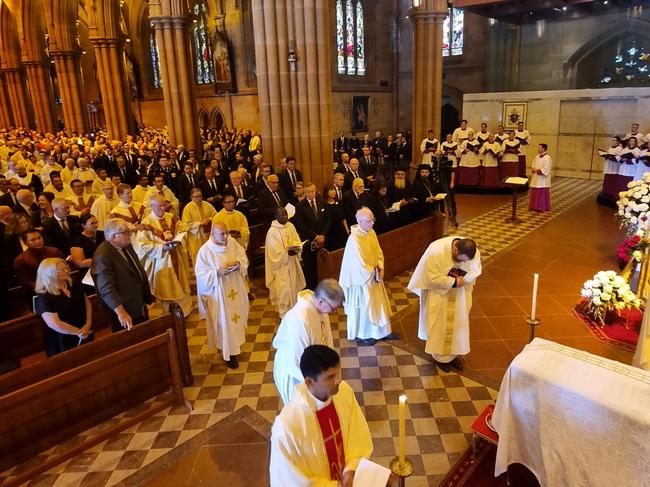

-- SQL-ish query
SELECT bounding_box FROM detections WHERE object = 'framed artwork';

[351,96,369,132]
[502,102,527,130]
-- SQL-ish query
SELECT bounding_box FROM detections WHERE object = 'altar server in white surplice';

[181,188,217,265]
[270,345,373,486]
[272,279,343,405]
[265,206,306,317]
[135,194,192,317]
[195,221,249,369]
[408,236,481,373]
[339,207,396,345]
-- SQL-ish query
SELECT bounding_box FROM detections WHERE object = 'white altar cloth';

[493,338,650,487]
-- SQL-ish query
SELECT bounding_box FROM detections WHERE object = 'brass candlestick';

[389,457,414,487]
[527,317,540,343]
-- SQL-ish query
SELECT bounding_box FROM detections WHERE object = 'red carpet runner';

[573,298,641,352]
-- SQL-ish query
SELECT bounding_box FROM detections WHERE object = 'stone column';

[252,0,333,189]
[0,74,14,128]
[410,0,447,147]
[49,50,89,134]
[89,38,134,140]
[22,61,57,133]
[2,68,31,128]
[149,14,199,150]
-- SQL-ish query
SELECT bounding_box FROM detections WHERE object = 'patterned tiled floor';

[3,177,601,487]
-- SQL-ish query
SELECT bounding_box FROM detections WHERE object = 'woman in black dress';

[34,258,93,356]
[69,213,105,268]
[323,183,349,251]
[37,191,55,226]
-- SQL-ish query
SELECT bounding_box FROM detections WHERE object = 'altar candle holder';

[527,317,540,343]
[389,456,414,487]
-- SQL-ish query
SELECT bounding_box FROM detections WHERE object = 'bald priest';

[270,345,374,487]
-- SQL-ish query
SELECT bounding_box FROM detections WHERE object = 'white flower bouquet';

[617,175,650,234]
[580,270,642,325]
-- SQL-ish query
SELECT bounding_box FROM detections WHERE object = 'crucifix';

[227,289,238,300]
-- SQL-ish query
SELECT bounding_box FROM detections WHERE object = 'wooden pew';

[317,214,443,281]
[0,306,191,486]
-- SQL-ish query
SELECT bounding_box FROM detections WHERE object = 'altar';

[493,338,650,487]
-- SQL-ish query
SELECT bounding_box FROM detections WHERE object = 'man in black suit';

[334,130,349,162]
[223,170,253,202]
[198,165,223,209]
[253,163,273,196]
[343,158,366,191]
[0,178,21,209]
[256,174,288,222]
[294,183,330,290]
[176,145,190,165]
[359,146,379,185]
[43,198,82,255]
[91,218,153,332]
[279,155,303,198]
[177,161,203,209]
[343,177,368,227]
[114,156,137,187]
[14,189,41,227]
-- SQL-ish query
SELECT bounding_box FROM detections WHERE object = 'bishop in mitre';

[195,221,249,369]
[272,279,343,405]
[181,188,217,265]
[339,207,396,345]
[135,194,192,317]
[265,206,306,317]
[407,236,481,372]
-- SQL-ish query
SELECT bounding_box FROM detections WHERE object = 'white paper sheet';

[433,193,447,200]
[386,201,401,213]
[285,203,296,219]
[236,198,247,205]
[81,268,94,287]
[504,177,529,185]
[353,458,391,487]
[172,231,187,243]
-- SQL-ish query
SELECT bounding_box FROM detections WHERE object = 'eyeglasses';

[114,230,132,236]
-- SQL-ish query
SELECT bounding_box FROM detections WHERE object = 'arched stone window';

[336,0,365,75]
[193,0,215,84]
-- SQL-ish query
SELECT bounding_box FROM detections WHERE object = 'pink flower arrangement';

[617,234,645,264]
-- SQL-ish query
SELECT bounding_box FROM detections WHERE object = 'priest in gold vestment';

[181,188,217,265]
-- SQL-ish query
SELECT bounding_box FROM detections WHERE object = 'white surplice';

[265,220,306,317]
[181,200,217,264]
[195,236,249,361]
[339,225,392,340]
[407,236,482,362]
[269,381,373,487]
[530,153,552,188]
[271,290,334,405]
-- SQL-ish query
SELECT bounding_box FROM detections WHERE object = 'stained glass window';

[336,0,365,76]
[193,0,215,84]
[150,30,162,89]
[442,8,464,57]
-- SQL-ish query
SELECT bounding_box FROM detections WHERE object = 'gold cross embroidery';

[323,418,344,478]
[232,313,240,324]
[228,289,238,300]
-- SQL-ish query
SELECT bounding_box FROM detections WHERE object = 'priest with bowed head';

[270,345,375,486]
[195,221,249,369]
[408,237,481,372]
[272,278,344,406]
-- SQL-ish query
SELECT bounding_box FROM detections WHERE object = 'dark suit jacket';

[112,165,137,187]
[360,156,379,178]
[0,192,18,209]
[91,241,152,323]
[14,202,41,227]
[342,189,368,227]
[344,169,367,191]
[294,198,331,241]
[257,187,289,221]
[43,216,82,255]
[199,176,224,208]
[279,169,304,196]
[177,173,204,206]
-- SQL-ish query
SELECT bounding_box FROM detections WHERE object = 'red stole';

[315,401,346,481]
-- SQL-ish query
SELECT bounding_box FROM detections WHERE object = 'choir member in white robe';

[181,188,217,265]
[452,120,474,144]
[441,134,458,173]
[339,207,395,345]
[135,195,193,317]
[270,345,373,486]
[634,141,650,182]
[601,136,622,198]
[623,123,648,149]
[265,207,306,317]
[514,122,531,146]
[195,221,250,369]
[420,129,439,166]
[476,123,490,148]
[90,181,119,230]
[456,132,481,186]
[479,134,502,187]
[618,138,641,195]
[272,279,343,405]
[495,125,508,144]
[408,237,481,372]
[529,144,552,212]
[500,131,522,180]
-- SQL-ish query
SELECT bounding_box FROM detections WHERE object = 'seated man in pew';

[13,228,64,292]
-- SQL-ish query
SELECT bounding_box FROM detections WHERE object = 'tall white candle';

[399,394,407,468]
[531,273,539,320]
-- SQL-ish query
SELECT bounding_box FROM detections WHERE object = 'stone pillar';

[252,0,333,189]
[22,61,57,133]
[49,51,89,134]
[0,74,14,128]
[2,68,31,128]
[89,38,134,140]
[410,0,447,148]
[149,12,199,150]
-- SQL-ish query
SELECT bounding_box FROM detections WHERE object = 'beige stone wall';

[463,87,650,179]
[330,91,395,137]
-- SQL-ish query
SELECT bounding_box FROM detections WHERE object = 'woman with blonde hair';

[34,257,93,356]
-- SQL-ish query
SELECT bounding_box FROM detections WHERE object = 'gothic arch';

[16,0,48,62]
[210,107,224,129]
[198,107,209,129]
[0,2,20,68]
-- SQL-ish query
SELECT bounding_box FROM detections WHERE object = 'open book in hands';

[448,267,467,278]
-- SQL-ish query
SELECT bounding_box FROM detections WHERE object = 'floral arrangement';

[580,271,642,324]
[617,177,650,234]
[616,233,648,266]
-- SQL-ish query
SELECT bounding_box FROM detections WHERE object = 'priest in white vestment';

[272,279,344,405]
[339,207,396,345]
[408,236,481,372]
[195,221,250,369]
[134,195,192,317]
[265,206,306,317]
[90,181,119,230]
[270,345,373,486]
[181,188,217,265]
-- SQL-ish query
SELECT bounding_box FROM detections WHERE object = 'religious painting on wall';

[351,96,369,132]
[502,102,527,130]
[211,15,235,93]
